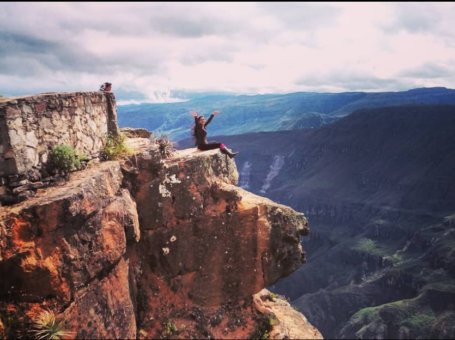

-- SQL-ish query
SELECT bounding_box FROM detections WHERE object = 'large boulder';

[126,148,309,306]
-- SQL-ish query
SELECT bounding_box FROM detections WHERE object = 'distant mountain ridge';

[180,104,455,216]
[118,87,455,141]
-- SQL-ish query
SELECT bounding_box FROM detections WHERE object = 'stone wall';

[0,91,119,203]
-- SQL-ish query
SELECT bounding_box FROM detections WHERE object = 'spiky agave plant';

[31,310,72,340]
[157,134,175,158]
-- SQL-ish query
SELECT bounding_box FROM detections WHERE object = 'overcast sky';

[1,2,455,103]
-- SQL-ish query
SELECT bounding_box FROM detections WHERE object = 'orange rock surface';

[0,162,138,338]
[0,145,320,339]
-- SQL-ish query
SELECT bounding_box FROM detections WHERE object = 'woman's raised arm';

[205,110,219,127]
[191,111,198,124]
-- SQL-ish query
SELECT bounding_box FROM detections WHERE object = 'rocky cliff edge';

[0,143,321,339]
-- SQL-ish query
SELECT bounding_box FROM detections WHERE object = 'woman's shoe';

[221,147,239,159]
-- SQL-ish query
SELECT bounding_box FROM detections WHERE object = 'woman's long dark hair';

[191,116,204,144]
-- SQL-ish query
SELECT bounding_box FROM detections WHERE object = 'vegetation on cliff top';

[155,134,176,158]
[100,132,133,160]
[49,145,82,175]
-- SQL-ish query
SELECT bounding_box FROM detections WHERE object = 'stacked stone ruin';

[0,92,119,205]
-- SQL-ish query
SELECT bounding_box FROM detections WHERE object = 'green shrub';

[79,153,89,161]
[101,132,133,161]
[159,321,178,339]
[354,238,377,254]
[50,145,80,174]
[269,317,276,326]
[401,311,435,337]
[31,310,72,340]
[249,314,276,340]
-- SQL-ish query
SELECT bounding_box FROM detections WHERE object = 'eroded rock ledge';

[0,144,320,339]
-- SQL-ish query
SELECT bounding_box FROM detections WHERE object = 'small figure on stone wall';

[99,82,112,92]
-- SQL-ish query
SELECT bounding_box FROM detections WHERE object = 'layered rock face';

[121,148,316,338]
[0,145,319,339]
[0,162,138,339]
[126,149,308,307]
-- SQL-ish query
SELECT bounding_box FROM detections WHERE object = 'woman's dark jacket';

[194,114,214,147]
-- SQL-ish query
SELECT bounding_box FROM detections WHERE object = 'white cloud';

[0,2,454,101]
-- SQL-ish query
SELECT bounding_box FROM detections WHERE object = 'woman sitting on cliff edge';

[191,110,238,159]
